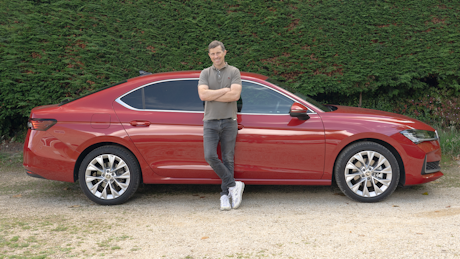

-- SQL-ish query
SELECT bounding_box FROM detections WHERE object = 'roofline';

[129,70,269,81]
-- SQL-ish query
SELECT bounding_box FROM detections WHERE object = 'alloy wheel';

[84,153,131,200]
[344,150,392,198]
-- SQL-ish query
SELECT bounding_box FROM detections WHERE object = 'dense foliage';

[1,0,459,136]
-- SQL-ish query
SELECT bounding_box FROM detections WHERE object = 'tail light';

[28,118,57,131]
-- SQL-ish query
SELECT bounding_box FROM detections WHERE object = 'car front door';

[234,81,326,180]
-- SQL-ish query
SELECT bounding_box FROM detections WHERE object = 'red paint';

[23,71,442,190]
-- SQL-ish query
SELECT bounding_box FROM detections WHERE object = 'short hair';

[208,40,226,52]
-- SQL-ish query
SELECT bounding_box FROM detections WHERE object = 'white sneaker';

[229,181,245,209]
[220,195,231,211]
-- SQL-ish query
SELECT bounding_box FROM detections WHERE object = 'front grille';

[424,161,441,174]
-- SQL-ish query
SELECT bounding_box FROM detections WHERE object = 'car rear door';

[113,79,218,179]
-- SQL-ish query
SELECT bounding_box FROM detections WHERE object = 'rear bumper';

[23,129,76,182]
[25,170,45,179]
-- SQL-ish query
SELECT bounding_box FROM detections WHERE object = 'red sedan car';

[23,71,443,205]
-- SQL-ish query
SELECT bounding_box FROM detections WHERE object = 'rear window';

[120,79,203,111]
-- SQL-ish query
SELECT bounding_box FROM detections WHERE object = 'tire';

[78,146,141,205]
[334,142,400,203]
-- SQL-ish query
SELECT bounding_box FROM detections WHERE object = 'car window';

[266,78,331,112]
[240,81,294,114]
[120,86,143,109]
[120,79,203,111]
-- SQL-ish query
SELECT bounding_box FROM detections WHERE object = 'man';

[198,40,244,211]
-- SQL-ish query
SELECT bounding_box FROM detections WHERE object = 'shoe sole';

[232,182,245,209]
[220,207,231,211]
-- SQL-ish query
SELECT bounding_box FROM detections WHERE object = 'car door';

[113,79,218,179]
[234,81,326,180]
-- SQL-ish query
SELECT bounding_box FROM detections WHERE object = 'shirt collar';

[212,62,228,71]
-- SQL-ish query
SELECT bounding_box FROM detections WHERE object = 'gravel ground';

[0,159,459,258]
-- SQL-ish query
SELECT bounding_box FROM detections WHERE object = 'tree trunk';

[358,92,362,108]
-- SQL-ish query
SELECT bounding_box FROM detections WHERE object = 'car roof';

[127,70,269,83]
[59,71,270,106]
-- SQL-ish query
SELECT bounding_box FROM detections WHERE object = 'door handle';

[238,124,244,130]
[130,120,151,127]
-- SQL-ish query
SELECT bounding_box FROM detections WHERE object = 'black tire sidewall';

[78,146,140,205]
[334,142,400,203]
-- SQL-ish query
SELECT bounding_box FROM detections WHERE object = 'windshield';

[266,78,332,112]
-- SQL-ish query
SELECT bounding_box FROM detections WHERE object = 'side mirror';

[289,103,310,120]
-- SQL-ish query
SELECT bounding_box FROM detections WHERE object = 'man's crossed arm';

[198,84,242,102]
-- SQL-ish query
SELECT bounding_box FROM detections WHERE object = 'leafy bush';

[395,95,460,129]
[319,82,460,131]
[389,84,460,129]
[1,0,459,136]
[438,128,460,160]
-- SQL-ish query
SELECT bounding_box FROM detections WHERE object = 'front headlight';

[400,129,439,144]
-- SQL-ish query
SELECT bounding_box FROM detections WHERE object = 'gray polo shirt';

[198,63,242,121]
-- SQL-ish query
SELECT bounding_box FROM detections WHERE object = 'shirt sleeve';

[231,68,242,85]
[198,69,209,86]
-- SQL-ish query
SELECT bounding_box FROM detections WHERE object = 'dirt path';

[1,164,460,258]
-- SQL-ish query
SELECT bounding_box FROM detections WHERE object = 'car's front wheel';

[335,142,400,202]
[79,146,140,205]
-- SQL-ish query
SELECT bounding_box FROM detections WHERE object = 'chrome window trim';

[242,80,316,114]
[115,78,317,115]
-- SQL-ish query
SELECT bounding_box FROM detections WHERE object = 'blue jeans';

[203,118,238,196]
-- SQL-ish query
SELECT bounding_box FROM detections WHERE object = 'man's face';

[208,46,226,68]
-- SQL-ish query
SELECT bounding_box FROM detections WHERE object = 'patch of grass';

[0,216,129,258]
[26,236,38,243]
[59,246,74,253]
[0,172,81,199]
[428,164,460,188]
[117,235,130,241]
[0,137,24,169]
[96,235,130,252]
[0,152,23,168]
[438,128,460,160]
[98,241,110,248]
[51,226,68,232]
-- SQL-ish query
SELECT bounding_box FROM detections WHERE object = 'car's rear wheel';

[78,146,140,205]
[334,142,400,202]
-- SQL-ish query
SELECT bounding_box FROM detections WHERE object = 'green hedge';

[1,0,459,136]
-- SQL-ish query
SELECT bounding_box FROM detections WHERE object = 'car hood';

[331,105,414,119]
[321,105,436,132]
